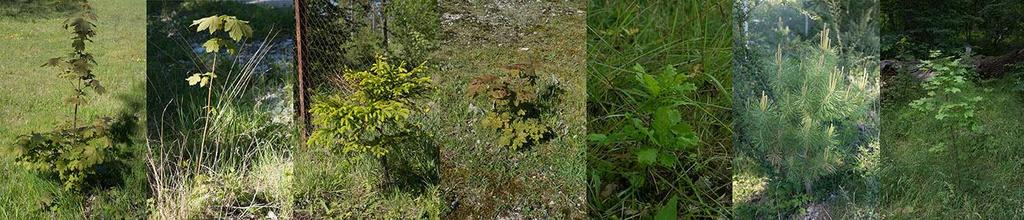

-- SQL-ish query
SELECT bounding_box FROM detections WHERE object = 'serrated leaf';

[636,148,658,166]
[192,15,222,33]
[88,80,105,94]
[193,16,210,33]
[638,73,661,96]
[223,17,251,41]
[652,107,680,145]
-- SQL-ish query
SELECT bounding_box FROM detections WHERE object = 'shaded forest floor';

[882,77,1024,218]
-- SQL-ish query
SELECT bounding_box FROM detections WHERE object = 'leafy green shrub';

[13,120,119,191]
[10,0,122,191]
[307,55,432,157]
[909,50,982,131]
[467,60,558,150]
[588,64,698,167]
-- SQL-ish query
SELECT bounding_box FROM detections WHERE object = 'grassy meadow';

[0,0,148,218]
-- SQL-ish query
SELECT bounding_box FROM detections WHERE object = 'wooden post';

[293,0,310,142]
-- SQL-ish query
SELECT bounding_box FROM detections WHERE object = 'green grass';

[434,1,587,218]
[586,0,733,218]
[882,77,1024,219]
[0,0,148,218]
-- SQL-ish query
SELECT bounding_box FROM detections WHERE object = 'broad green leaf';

[657,152,678,167]
[186,74,203,86]
[202,38,222,53]
[639,73,661,96]
[674,132,699,150]
[223,17,252,41]
[636,148,658,166]
[654,196,679,220]
[652,107,680,145]
[192,15,222,33]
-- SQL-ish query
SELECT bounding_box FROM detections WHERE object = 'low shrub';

[467,58,560,150]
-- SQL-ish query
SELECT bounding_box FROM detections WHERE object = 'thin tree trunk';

[381,0,389,51]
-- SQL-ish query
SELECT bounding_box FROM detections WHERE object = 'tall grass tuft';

[146,29,295,219]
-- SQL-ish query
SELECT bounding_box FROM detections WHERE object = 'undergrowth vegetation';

[146,1,295,218]
[587,0,732,218]
[881,0,1024,218]
[734,0,879,218]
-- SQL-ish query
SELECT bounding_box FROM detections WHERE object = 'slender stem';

[198,55,217,172]
[73,76,82,127]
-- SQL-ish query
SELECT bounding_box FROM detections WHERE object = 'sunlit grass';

[0,0,148,218]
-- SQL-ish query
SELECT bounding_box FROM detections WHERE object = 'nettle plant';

[12,1,120,191]
[588,64,699,168]
[185,15,253,145]
[307,55,432,180]
[467,59,558,150]
[741,29,872,197]
[909,50,982,131]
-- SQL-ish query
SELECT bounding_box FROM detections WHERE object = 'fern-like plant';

[467,59,558,150]
[307,55,432,183]
[11,1,120,191]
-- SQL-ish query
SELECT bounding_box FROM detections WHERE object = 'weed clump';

[467,59,559,150]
